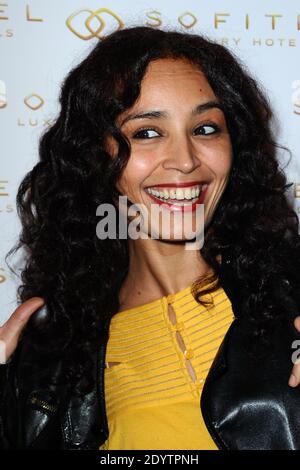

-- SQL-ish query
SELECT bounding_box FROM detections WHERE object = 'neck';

[118,237,213,310]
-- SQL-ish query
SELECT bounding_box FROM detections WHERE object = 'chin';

[146,226,204,242]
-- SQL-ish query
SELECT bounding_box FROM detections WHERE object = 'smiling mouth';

[144,182,209,210]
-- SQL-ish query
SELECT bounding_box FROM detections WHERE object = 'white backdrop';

[1,0,300,323]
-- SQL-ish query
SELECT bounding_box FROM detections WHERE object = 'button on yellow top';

[175,321,184,332]
[184,349,194,360]
[166,293,176,303]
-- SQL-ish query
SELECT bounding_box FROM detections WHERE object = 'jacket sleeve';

[0,346,21,449]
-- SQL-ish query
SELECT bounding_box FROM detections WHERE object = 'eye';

[131,124,221,140]
[132,128,161,139]
[194,124,221,136]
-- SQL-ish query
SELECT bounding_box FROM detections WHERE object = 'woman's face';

[106,57,233,242]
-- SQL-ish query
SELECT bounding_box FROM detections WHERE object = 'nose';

[162,134,200,173]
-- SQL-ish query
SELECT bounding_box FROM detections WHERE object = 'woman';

[1,25,300,450]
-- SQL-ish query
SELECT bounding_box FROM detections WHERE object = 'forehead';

[115,58,219,127]
[142,58,210,85]
[145,57,200,73]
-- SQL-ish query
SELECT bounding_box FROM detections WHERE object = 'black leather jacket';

[1,255,300,450]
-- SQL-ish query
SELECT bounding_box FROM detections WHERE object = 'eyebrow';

[120,100,224,126]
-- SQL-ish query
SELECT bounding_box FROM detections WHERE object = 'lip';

[144,180,207,189]
[144,184,209,212]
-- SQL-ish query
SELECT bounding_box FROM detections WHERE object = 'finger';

[0,339,7,364]
[7,296,45,325]
[0,297,45,356]
[289,362,300,387]
[294,316,300,332]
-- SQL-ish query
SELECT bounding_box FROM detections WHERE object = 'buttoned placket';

[163,294,206,396]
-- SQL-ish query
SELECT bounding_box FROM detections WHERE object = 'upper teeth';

[146,185,203,200]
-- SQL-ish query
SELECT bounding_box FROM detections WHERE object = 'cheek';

[205,141,233,177]
[129,150,158,170]
[117,153,158,193]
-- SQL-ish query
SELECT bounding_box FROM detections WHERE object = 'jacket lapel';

[61,328,110,449]
[198,254,241,449]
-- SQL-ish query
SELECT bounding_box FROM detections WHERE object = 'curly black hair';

[6,25,300,399]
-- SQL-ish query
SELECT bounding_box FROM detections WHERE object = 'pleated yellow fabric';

[99,280,235,450]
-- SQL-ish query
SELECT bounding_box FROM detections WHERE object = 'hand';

[0,297,45,364]
[289,316,300,387]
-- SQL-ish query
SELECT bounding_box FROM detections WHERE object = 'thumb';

[0,297,45,363]
[294,316,300,332]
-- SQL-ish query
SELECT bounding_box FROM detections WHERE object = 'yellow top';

[99,280,235,450]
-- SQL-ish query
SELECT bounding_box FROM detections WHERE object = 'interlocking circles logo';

[66,7,124,40]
